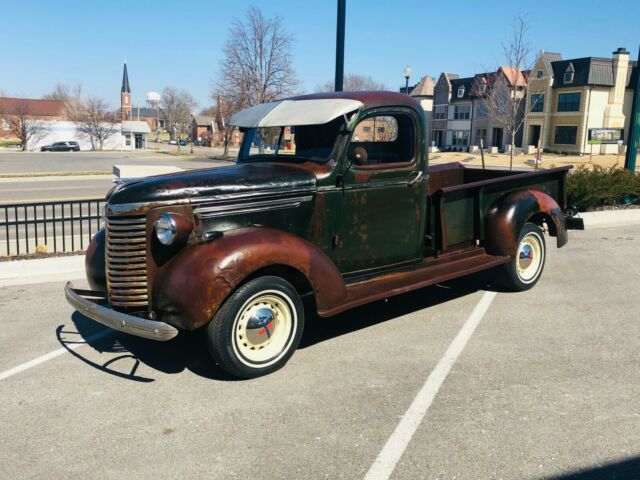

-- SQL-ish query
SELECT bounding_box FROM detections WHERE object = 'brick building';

[0,97,66,141]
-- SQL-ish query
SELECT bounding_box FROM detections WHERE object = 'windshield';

[238,115,346,163]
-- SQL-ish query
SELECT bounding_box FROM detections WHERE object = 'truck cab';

[66,92,575,378]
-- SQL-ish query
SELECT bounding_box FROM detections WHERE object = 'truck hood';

[108,162,317,205]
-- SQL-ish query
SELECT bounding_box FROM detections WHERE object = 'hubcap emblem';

[246,307,275,346]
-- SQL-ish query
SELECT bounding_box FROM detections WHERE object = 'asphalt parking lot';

[1,223,639,480]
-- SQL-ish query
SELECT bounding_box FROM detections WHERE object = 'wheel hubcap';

[233,292,296,366]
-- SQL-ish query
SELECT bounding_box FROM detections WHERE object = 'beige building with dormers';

[523,48,638,155]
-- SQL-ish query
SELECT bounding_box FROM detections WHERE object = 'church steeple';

[120,60,131,121]
[121,60,131,93]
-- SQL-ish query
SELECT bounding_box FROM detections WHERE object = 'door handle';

[408,171,424,187]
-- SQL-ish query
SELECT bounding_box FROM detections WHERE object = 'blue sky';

[2,0,638,110]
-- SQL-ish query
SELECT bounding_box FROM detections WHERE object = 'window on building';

[1,119,9,131]
[554,126,577,145]
[453,105,471,120]
[530,94,544,112]
[478,83,486,95]
[563,64,575,84]
[536,70,543,79]
[475,101,488,117]
[452,130,469,146]
[557,92,581,112]
[476,129,487,145]
[457,86,465,98]
[434,105,446,120]
[363,126,371,132]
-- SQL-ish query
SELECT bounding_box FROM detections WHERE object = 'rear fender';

[152,227,347,330]
[485,190,567,258]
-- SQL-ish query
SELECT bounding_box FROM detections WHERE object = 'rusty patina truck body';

[66,91,577,378]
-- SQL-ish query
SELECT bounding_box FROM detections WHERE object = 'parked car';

[66,91,583,379]
[41,141,80,152]
[168,139,177,145]
[178,139,187,146]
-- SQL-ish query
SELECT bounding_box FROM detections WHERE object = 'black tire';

[206,276,304,379]
[497,222,546,292]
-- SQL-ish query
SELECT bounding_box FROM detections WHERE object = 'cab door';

[333,109,426,274]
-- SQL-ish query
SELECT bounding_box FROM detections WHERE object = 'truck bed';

[425,162,571,252]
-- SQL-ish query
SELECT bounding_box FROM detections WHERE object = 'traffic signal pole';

[625,45,640,172]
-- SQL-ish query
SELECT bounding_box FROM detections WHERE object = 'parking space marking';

[0,328,112,381]
[364,291,497,480]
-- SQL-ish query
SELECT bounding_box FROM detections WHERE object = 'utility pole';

[625,45,640,172]
[334,0,346,92]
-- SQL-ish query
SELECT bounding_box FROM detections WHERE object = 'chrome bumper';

[64,282,178,341]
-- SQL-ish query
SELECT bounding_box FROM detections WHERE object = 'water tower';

[146,91,161,109]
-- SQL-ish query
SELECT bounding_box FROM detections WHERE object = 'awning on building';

[229,99,363,128]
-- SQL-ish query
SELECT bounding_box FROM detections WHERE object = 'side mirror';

[349,146,368,166]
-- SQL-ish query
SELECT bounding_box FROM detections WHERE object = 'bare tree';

[8,101,46,151]
[216,6,298,112]
[480,14,532,170]
[73,97,117,150]
[43,83,82,101]
[316,74,387,92]
[160,87,196,151]
[210,93,236,157]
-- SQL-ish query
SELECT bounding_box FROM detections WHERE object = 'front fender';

[85,229,106,291]
[485,190,568,258]
[152,227,347,330]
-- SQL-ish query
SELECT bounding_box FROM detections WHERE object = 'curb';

[0,210,637,286]
[576,209,640,229]
[0,255,85,287]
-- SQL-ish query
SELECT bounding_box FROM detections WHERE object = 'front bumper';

[64,282,178,341]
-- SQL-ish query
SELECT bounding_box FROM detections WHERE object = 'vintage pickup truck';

[66,91,580,378]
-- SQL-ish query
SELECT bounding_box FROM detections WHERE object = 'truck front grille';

[106,216,148,309]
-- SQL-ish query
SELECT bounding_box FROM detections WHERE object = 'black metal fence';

[0,199,105,256]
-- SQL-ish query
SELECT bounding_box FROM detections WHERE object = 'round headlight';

[155,213,177,245]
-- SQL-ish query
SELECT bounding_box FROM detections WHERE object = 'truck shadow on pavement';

[58,272,496,382]
[538,455,640,480]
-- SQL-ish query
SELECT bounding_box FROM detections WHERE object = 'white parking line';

[364,290,498,480]
[0,328,112,381]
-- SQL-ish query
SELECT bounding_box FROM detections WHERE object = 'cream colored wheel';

[206,275,304,378]
[498,223,546,292]
[232,290,297,367]
[516,231,544,284]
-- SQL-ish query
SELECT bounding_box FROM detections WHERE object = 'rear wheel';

[206,276,304,378]
[497,223,546,291]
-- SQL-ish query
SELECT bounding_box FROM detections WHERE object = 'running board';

[319,249,509,317]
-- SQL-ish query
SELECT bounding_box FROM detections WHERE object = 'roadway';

[1,223,639,479]
[0,150,233,175]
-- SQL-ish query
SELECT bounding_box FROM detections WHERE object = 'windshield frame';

[237,120,349,164]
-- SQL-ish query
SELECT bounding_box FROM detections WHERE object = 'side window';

[350,113,414,167]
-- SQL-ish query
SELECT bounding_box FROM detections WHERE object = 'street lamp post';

[404,66,412,95]
[335,0,346,92]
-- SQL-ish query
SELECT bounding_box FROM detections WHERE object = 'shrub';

[567,165,640,211]
[0,139,22,148]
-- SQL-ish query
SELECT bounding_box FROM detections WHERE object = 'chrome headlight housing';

[155,213,177,245]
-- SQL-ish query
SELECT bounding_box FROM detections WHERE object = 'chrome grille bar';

[106,216,148,310]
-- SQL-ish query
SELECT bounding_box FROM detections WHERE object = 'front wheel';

[497,223,546,291]
[206,276,304,378]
